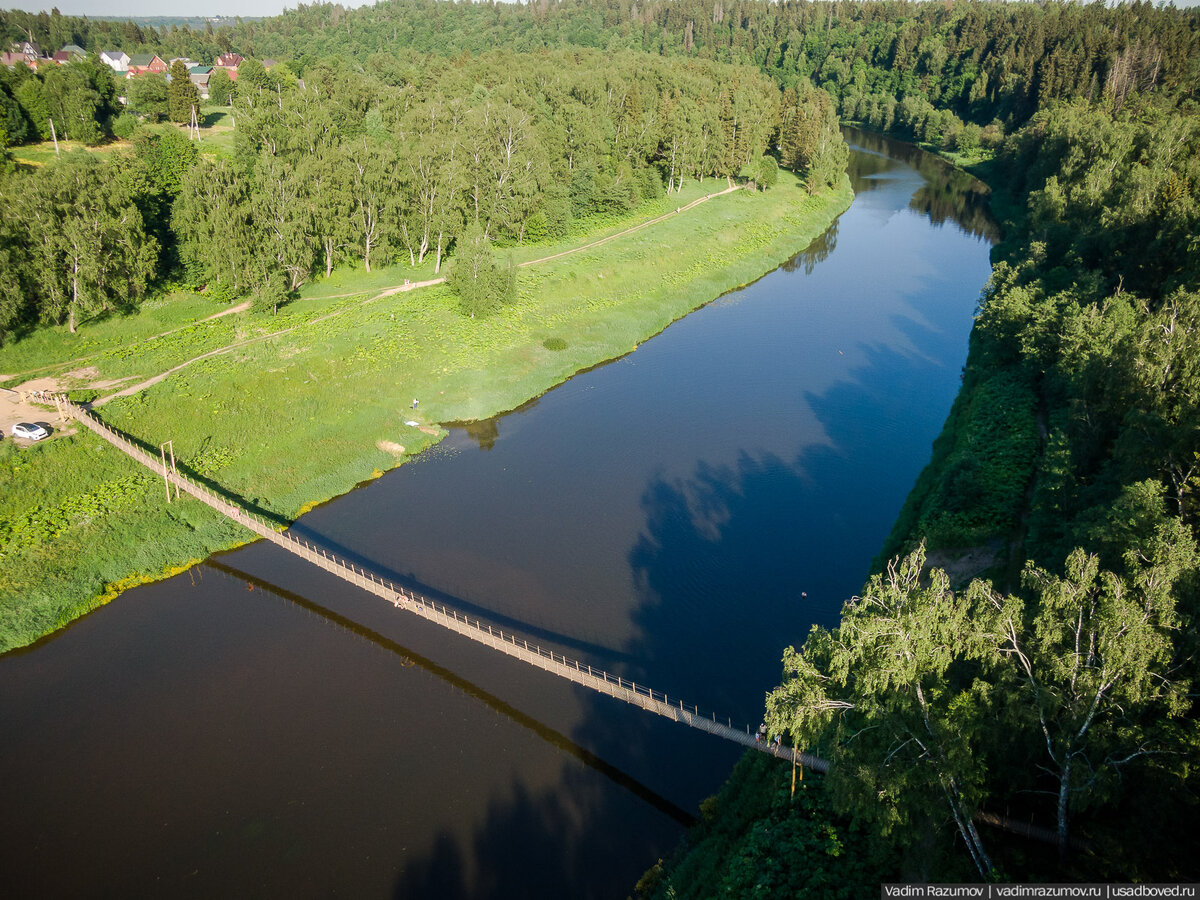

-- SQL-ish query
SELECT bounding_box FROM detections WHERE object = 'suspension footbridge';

[62,397,826,772]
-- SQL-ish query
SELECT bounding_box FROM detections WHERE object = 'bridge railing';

[61,396,828,764]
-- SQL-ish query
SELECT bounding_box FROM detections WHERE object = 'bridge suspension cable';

[62,398,827,771]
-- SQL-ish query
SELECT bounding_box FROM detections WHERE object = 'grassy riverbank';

[0,170,852,653]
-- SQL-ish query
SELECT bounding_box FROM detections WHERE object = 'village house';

[100,50,130,73]
[2,41,41,68]
[127,53,167,76]
[213,52,243,80]
[189,65,212,99]
[52,44,86,64]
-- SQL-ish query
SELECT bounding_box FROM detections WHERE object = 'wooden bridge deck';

[64,399,826,770]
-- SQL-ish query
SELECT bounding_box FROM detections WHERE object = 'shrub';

[111,112,139,140]
[448,225,515,318]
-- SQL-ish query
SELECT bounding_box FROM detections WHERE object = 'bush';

[448,225,516,318]
[918,369,1040,546]
[523,211,550,243]
[204,281,242,303]
[111,112,139,140]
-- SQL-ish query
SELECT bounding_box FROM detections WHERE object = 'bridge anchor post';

[159,440,179,503]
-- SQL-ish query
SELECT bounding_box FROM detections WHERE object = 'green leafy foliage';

[780,83,848,194]
[768,539,1198,880]
[22,152,159,333]
[207,69,233,107]
[447,225,515,318]
[636,755,891,900]
[126,73,169,123]
[0,472,152,559]
[915,370,1040,548]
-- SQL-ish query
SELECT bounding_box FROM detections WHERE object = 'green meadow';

[0,170,852,652]
[9,105,238,170]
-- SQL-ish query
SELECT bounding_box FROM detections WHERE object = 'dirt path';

[358,187,737,299]
[75,187,743,407]
[150,299,253,338]
[517,183,739,269]
[0,300,256,386]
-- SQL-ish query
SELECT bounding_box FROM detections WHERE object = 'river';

[0,129,995,898]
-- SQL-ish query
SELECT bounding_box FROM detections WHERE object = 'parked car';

[11,422,49,441]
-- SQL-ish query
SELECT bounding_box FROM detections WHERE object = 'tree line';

[8,0,1197,161]
[769,8,1199,891]
[9,0,1197,155]
[4,0,1197,881]
[0,47,845,340]
[0,54,120,147]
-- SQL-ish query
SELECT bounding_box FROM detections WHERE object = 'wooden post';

[159,443,171,502]
[49,117,59,157]
[159,440,179,502]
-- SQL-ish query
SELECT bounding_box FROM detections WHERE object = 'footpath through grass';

[0,171,852,652]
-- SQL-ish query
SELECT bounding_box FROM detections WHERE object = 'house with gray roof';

[100,50,129,72]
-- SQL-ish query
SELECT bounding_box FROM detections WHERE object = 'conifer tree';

[167,60,201,125]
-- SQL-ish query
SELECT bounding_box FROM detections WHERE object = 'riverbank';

[0,170,853,653]
[633,135,1006,900]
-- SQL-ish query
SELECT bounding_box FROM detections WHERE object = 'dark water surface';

[0,130,995,899]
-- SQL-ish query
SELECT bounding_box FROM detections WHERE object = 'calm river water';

[0,130,995,898]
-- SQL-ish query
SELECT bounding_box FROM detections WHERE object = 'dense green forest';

[3,0,1199,888]
[0,46,844,338]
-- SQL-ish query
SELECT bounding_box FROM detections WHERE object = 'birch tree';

[343,137,398,272]
[765,545,997,879]
[979,532,1194,858]
[448,223,514,318]
[252,154,313,291]
[27,154,157,332]
[174,156,258,294]
[298,145,354,279]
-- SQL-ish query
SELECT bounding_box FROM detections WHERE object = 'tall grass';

[0,170,852,652]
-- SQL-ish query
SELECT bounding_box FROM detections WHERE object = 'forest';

[2,0,1199,889]
[0,44,843,338]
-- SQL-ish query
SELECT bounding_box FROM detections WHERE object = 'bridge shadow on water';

[204,559,693,830]
[199,560,693,900]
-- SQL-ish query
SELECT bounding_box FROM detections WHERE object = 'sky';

[4,0,377,18]
[3,0,1197,21]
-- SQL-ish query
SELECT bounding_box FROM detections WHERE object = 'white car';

[11,422,49,441]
